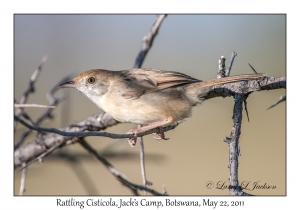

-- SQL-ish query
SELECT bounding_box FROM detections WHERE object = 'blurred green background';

[14,14,285,195]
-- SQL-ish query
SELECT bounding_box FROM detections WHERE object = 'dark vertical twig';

[228,93,243,194]
[226,93,252,196]
[219,53,252,196]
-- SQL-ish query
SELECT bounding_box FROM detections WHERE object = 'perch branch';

[14,115,178,142]
[14,113,178,167]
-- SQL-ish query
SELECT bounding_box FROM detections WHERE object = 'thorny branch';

[225,93,253,196]
[218,55,285,196]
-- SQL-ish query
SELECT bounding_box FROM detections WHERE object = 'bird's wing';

[118,68,201,99]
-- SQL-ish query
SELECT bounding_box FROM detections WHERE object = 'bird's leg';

[126,118,174,147]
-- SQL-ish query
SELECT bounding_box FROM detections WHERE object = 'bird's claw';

[152,127,169,140]
[126,129,138,147]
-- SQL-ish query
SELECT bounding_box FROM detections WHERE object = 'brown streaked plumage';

[59,68,265,146]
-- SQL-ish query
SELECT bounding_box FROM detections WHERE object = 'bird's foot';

[153,126,169,140]
[126,129,138,147]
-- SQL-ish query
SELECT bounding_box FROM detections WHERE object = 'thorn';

[244,99,250,122]
[248,63,258,74]
[267,95,286,110]
[238,146,241,156]
[223,137,232,143]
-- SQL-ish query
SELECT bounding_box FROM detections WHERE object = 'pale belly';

[98,89,194,125]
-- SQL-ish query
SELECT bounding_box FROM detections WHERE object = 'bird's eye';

[87,77,96,84]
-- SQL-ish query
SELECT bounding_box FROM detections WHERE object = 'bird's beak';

[57,80,78,88]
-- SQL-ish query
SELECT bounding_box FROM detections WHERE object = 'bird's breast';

[98,88,195,125]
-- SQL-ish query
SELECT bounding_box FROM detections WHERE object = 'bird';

[58,68,265,146]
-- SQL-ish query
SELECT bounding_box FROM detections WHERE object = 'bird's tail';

[198,73,266,88]
[185,73,266,104]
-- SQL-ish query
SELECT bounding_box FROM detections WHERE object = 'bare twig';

[19,55,48,105]
[133,15,167,68]
[14,115,178,141]
[14,113,178,167]
[139,130,147,195]
[267,95,286,110]
[14,104,56,108]
[19,163,27,195]
[79,138,166,196]
[14,75,71,150]
[226,51,237,76]
[16,127,88,172]
[17,109,36,127]
[217,56,226,78]
[15,56,48,130]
